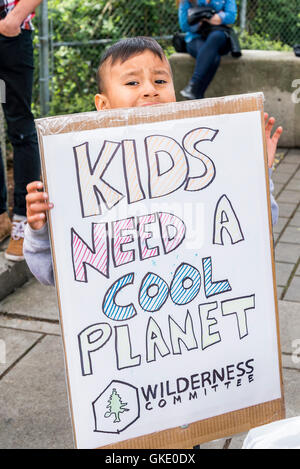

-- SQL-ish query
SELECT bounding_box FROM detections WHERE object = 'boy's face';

[95,50,176,110]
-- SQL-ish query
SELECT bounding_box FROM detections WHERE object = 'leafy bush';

[236,0,299,46]
[236,29,292,52]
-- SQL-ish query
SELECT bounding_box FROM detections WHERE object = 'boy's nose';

[142,81,159,97]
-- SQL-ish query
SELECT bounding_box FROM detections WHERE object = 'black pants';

[0,29,40,217]
[186,31,230,99]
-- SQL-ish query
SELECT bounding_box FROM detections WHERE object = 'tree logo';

[92,380,140,434]
[104,388,129,423]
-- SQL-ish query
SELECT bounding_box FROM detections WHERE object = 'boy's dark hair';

[96,36,166,93]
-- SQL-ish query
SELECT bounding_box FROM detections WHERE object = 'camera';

[187,5,216,25]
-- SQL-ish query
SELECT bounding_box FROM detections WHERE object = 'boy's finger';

[265,116,275,130]
[29,202,53,214]
[27,213,46,224]
[275,125,283,135]
[26,192,48,204]
[272,126,283,144]
[264,112,268,123]
[265,117,275,136]
[26,181,43,193]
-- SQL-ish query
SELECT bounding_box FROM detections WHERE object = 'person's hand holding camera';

[203,13,222,25]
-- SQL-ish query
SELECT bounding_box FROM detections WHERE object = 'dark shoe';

[180,82,203,100]
[294,44,300,57]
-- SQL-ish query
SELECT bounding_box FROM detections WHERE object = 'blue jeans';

[186,30,230,98]
[0,30,41,217]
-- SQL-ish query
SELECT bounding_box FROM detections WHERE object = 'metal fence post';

[39,0,50,116]
[240,0,247,32]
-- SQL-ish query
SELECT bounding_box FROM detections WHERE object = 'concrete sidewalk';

[0,148,299,449]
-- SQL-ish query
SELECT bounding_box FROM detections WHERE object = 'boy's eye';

[125,79,167,86]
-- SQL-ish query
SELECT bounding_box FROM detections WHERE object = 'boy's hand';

[264,113,283,169]
[26,181,54,231]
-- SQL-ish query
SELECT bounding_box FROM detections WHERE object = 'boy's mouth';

[140,102,160,106]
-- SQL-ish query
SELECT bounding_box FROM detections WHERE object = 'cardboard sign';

[35,93,284,449]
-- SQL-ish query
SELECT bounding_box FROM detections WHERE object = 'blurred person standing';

[0,0,42,261]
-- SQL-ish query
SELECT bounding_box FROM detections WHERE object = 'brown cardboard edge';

[35,91,284,449]
[259,110,285,407]
[35,92,265,136]
[100,398,285,449]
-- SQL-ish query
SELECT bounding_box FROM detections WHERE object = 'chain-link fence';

[35,0,300,116]
[238,0,300,46]
[47,0,300,49]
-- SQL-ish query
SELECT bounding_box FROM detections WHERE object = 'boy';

[24,37,282,285]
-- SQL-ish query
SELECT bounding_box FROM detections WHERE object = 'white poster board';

[36,93,284,449]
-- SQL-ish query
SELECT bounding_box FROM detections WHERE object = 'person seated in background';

[178,0,237,100]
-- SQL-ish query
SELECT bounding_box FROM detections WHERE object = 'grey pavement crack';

[0,334,46,381]
[0,311,59,324]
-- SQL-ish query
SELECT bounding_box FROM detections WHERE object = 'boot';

[180,81,203,100]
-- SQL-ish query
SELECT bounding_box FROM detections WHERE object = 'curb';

[0,245,32,302]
